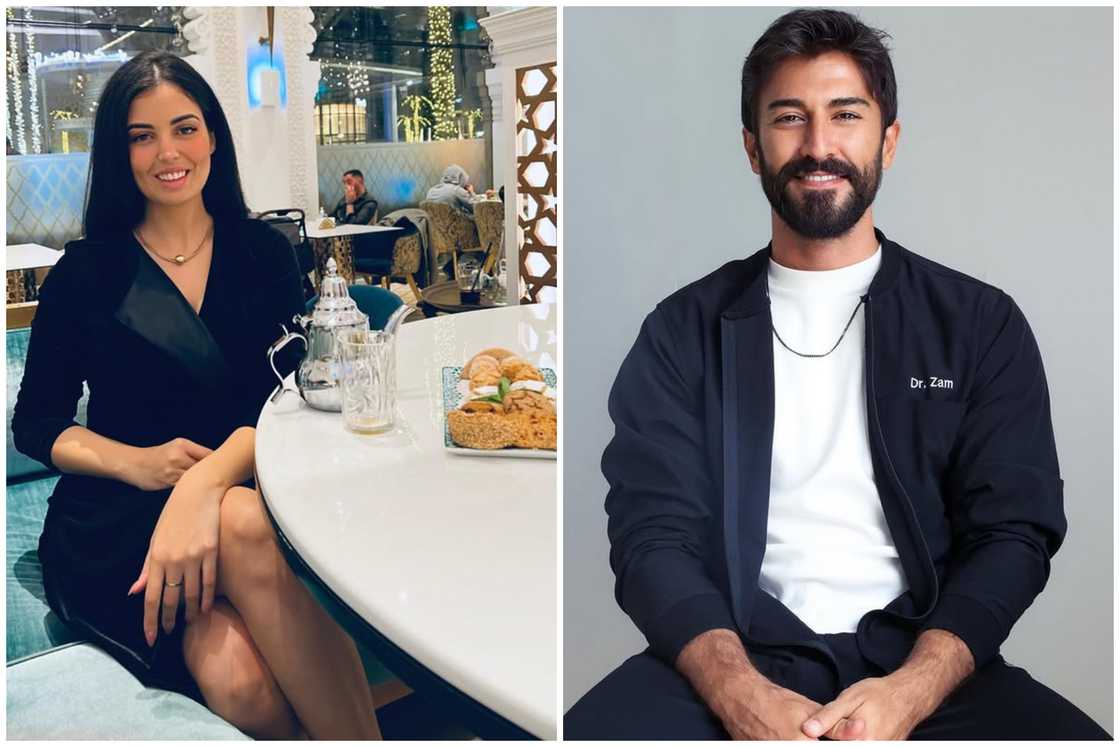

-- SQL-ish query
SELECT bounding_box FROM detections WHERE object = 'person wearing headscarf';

[425,164,476,215]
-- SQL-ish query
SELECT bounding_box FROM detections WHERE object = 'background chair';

[346,284,405,330]
[473,200,504,270]
[419,201,482,283]
[352,216,425,303]
[257,208,317,300]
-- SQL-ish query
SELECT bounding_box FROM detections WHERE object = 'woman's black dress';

[11,218,305,701]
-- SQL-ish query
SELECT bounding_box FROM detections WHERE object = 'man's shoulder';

[893,243,1014,323]
[897,245,1002,296]
[653,250,768,326]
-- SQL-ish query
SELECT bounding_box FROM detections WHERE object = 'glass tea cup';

[456,254,481,291]
[337,329,396,434]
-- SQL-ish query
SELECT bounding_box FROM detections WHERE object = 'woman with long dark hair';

[12,51,381,739]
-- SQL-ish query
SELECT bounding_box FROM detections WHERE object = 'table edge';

[257,479,543,740]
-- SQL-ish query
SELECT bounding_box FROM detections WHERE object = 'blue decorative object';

[392,177,417,203]
[246,42,287,109]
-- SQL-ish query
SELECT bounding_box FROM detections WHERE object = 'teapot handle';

[267,323,308,403]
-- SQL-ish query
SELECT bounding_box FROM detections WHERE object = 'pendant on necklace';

[174,255,186,265]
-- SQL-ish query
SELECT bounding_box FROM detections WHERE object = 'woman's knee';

[220,486,276,549]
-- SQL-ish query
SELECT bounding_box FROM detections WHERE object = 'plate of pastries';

[443,347,557,458]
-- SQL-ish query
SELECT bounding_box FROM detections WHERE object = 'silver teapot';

[267,259,368,411]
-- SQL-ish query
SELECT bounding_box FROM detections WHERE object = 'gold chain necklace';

[134,223,213,266]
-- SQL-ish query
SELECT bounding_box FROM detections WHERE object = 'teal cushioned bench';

[6,475,80,661]
[6,327,86,661]
[7,644,249,739]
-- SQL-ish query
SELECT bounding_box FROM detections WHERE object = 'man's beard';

[757,144,884,240]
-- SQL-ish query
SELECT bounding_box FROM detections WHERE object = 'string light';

[345,59,369,95]
[427,6,457,141]
[7,7,26,154]
[309,8,483,144]
[25,7,41,153]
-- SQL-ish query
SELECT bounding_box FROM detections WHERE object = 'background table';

[255,303,557,739]
[7,243,62,303]
[305,224,401,284]
[421,279,509,314]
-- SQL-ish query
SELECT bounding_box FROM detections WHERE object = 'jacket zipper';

[864,298,940,622]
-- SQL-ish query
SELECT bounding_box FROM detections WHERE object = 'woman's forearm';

[50,424,146,483]
[191,426,256,492]
[51,425,255,493]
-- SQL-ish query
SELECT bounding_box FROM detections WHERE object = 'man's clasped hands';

[679,628,969,740]
[715,667,931,740]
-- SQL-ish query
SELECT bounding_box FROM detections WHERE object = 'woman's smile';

[153,168,190,189]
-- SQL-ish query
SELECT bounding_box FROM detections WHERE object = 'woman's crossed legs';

[181,486,381,740]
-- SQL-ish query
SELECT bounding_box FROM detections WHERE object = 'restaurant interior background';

[5,5,558,739]
[5,5,558,308]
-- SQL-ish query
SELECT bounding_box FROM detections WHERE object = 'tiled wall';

[6,153,90,250]
[316,139,490,217]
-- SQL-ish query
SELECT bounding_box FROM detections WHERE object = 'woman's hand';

[128,465,225,645]
[124,437,213,491]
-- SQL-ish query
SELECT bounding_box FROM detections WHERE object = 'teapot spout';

[382,303,414,336]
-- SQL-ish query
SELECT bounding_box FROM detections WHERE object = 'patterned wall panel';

[515,62,557,305]
[316,139,490,217]
[6,153,90,249]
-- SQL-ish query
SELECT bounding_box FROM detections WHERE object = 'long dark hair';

[741,9,897,138]
[83,51,247,239]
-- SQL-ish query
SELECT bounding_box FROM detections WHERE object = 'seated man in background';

[333,169,378,225]
[425,165,477,216]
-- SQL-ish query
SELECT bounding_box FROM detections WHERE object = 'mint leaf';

[498,377,511,399]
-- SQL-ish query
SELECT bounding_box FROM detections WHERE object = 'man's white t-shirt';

[758,246,908,633]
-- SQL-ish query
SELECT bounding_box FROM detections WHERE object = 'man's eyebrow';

[126,113,200,130]
[767,96,872,110]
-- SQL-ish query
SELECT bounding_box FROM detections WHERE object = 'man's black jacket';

[603,227,1065,676]
[332,191,378,226]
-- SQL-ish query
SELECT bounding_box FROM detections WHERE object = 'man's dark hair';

[343,169,365,182]
[741,9,896,137]
[83,51,247,239]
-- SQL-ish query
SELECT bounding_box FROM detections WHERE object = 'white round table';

[255,303,557,739]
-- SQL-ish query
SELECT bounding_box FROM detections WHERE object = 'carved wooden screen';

[515,62,557,304]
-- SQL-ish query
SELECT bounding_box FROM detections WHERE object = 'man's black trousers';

[564,633,1109,740]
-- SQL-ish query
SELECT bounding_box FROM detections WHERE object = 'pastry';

[461,348,516,380]
[462,355,500,387]
[499,356,545,383]
[448,408,519,449]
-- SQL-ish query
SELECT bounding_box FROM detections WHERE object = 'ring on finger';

[165,579,183,588]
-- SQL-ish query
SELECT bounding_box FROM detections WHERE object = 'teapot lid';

[310,259,368,328]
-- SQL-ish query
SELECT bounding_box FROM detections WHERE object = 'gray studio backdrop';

[563,6,1113,732]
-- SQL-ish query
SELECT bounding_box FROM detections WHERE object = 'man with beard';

[564,9,1107,741]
